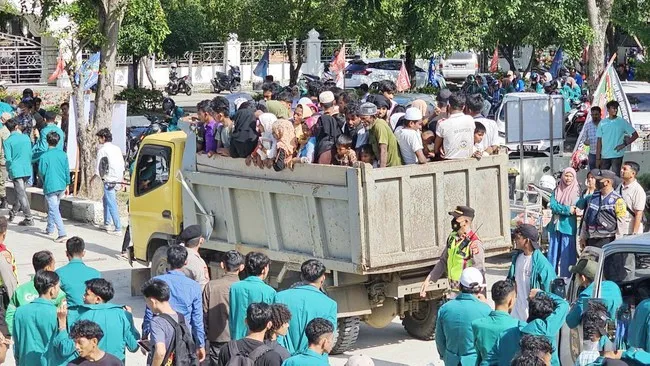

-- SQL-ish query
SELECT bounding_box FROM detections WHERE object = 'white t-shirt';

[512,253,533,321]
[618,180,646,235]
[436,113,475,159]
[95,142,125,183]
[474,116,502,150]
[395,128,424,165]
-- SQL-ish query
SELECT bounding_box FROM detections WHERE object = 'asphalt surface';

[1,211,512,366]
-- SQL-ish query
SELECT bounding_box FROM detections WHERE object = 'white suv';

[439,52,479,81]
[344,58,427,88]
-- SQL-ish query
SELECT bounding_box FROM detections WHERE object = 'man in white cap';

[358,102,402,167]
[435,267,491,366]
[395,107,427,164]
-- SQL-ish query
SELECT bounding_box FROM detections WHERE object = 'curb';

[5,182,127,226]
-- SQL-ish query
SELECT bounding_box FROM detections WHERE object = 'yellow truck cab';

[129,125,513,353]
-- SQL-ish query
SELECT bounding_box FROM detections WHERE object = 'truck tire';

[402,300,439,340]
[331,316,360,355]
[150,246,169,277]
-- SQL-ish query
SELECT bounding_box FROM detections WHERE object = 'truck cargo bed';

[182,154,511,275]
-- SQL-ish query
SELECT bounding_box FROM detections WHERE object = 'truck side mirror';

[551,278,567,298]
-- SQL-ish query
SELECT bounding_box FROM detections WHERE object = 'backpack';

[225,340,272,366]
[158,313,198,366]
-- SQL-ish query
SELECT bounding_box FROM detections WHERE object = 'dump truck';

[129,127,513,353]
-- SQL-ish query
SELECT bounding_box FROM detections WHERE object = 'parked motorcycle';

[211,65,241,93]
[125,115,168,170]
[565,96,590,137]
[166,75,192,96]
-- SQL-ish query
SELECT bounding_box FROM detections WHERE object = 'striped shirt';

[584,120,599,154]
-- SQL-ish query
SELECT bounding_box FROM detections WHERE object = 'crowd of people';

[0,220,378,366]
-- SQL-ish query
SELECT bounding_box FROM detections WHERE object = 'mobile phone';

[138,339,151,353]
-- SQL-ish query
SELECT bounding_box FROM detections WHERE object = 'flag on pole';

[489,45,499,72]
[330,44,346,88]
[48,55,65,82]
[573,54,633,159]
[396,61,411,92]
[253,47,270,79]
[75,52,100,91]
[549,48,564,78]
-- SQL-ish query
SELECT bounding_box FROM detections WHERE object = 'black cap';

[436,89,452,102]
[371,95,391,109]
[179,224,202,243]
[448,205,475,219]
[590,169,617,181]
[514,224,541,249]
[44,112,56,121]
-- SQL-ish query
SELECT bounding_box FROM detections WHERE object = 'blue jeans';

[45,191,66,236]
[103,183,121,231]
[547,231,577,278]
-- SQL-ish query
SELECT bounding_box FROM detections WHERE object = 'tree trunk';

[188,52,193,83]
[132,55,139,88]
[587,0,614,86]
[500,45,516,72]
[286,38,303,86]
[606,23,617,59]
[142,55,156,89]
[84,0,127,198]
[526,46,536,72]
[405,44,416,89]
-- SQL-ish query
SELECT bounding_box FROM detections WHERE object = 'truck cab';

[559,234,650,365]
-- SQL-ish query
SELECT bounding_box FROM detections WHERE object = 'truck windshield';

[135,145,172,196]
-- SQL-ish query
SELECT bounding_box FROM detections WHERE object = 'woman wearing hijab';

[229,108,259,159]
[271,119,297,171]
[547,167,580,277]
[410,99,428,120]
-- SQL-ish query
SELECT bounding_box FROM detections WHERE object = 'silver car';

[440,52,479,81]
[344,58,428,88]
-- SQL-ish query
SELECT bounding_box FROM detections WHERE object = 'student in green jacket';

[508,224,557,322]
[628,297,650,352]
[13,270,75,366]
[3,119,33,226]
[32,112,64,161]
[59,278,139,363]
[56,237,101,310]
[510,334,554,365]
[472,279,523,365]
[38,131,70,242]
[494,289,569,366]
[565,258,622,330]
[435,267,492,366]
[229,252,276,340]
[6,250,66,336]
[276,259,337,355]
[282,318,333,366]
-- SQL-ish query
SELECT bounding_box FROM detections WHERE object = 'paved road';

[1,212,512,366]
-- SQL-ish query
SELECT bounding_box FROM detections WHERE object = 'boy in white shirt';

[395,108,427,165]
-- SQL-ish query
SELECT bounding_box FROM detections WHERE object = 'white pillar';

[305,29,322,76]
[224,33,241,69]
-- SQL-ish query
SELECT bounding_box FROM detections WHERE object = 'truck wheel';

[150,246,169,277]
[330,316,360,355]
[402,300,439,340]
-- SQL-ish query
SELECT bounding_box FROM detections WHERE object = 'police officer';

[579,169,627,249]
[420,205,485,298]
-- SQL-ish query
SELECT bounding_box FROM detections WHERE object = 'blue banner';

[75,52,100,91]
[549,48,564,78]
[253,48,270,79]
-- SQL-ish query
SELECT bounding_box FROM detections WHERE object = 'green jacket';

[55,259,101,308]
[229,276,276,340]
[472,310,524,365]
[32,123,64,161]
[276,285,338,355]
[6,279,67,335]
[3,131,32,179]
[566,281,622,329]
[588,348,650,365]
[61,303,140,363]
[38,148,70,195]
[281,349,328,366]
[13,298,75,366]
[629,298,650,351]
[507,249,556,292]
[495,291,569,366]
[547,192,578,235]
[435,292,492,366]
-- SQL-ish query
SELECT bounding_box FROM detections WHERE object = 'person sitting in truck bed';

[433,93,475,160]
[270,119,297,172]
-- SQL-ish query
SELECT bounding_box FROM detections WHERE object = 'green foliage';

[638,173,650,192]
[119,0,170,58]
[636,60,650,82]
[116,88,164,114]
[414,86,439,95]
[161,0,209,57]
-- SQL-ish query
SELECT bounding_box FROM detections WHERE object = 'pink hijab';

[555,167,580,205]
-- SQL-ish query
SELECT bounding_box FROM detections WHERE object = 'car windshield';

[602,251,650,307]
[626,93,650,112]
[449,52,474,60]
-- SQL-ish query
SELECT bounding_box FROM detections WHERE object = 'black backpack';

[225,340,272,366]
[158,313,198,366]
